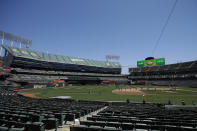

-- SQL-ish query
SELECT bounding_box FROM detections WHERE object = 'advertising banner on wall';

[137,58,165,67]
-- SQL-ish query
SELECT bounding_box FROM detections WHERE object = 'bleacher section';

[8,74,65,83]
[149,80,197,88]
[129,61,197,73]
[0,67,10,81]
[1,45,129,85]
[2,45,121,74]
[72,103,197,131]
[1,87,197,131]
[12,68,123,77]
[0,88,105,131]
[129,60,197,87]
[7,67,128,84]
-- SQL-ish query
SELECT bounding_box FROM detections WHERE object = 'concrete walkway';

[48,106,108,131]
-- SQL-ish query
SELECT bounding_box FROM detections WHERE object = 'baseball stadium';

[0,30,197,131]
[1,0,197,131]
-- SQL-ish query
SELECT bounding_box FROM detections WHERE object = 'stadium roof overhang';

[2,45,121,69]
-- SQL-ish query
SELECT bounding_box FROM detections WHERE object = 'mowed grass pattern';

[19,85,197,105]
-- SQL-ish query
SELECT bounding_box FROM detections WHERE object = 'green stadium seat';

[26,122,45,131]
[106,122,121,128]
[0,112,6,119]
[80,121,95,127]
[70,125,88,131]
[135,124,150,130]
[102,126,121,131]
[18,115,30,123]
[150,125,166,131]
[54,113,65,126]
[30,114,44,122]
[8,127,25,131]
[93,121,106,128]
[121,123,134,130]
[46,114,55,119]
[10,114,20,122]
[65,113,75,121]
[0,126,9,131]
[87,125,103,131]
[42,118,58,131]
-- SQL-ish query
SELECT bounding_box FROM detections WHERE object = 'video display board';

[137,58,165,67]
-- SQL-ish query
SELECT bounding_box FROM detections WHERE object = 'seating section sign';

[137,58,165,67]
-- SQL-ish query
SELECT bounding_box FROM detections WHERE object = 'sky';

[0,0,197,74]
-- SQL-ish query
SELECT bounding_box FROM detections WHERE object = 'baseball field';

[19,85,197,105]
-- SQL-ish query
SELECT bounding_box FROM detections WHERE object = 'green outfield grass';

[19,85,197,105]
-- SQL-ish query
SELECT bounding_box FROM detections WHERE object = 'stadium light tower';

[0,30,32,56]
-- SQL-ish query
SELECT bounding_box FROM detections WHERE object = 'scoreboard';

[137,58,165,67]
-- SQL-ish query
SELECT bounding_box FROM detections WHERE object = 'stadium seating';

[1,87,197,131]
[6,67,128,85]
[76,103,197,131]
[150,80,197,87]
[2,45,121,74]
[0,88,105,131]
[1,45,129,84]
[0,67,10,80]
[129,60,197,73]
[12,67,123,77]
[129,60,197,87]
